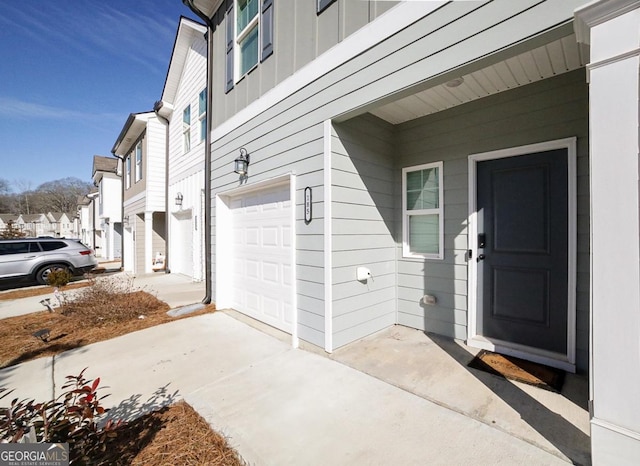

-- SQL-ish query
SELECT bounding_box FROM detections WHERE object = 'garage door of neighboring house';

[113,223,122,259]
[174,211,193,277]
[227,182,293,333]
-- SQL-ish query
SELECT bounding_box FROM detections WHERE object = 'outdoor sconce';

[175,192,183,207]
[234,148,250,176]
[123,215,129,227]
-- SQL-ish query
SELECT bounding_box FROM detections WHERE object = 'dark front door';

[476,149,568,354]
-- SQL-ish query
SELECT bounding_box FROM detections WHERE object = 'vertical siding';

[395,70,590,371]
[331,115,397,348]
[211,0,403,127]
[167,30,207,281]
[146,118,167,212]
[169,39,207,181]
[134,213,145,275]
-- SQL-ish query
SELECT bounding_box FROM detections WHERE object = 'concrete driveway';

[0,273,585,465]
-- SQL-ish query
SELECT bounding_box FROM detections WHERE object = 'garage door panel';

[228,183,293,333]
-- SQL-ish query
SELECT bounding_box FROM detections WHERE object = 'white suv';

[0,238,98,286]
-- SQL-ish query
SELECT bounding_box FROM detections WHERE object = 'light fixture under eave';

[445,77,464,88]
[175,192,183,207]
[234,148,250,176]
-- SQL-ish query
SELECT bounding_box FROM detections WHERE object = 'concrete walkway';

[0,312,570,465]
[0,273,581,464]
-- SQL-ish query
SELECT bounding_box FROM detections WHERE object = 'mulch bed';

[0,292,215,370]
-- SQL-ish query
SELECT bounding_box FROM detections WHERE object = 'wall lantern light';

[123,215,130,227]
[234,148,250,176]
[175,192,184,207]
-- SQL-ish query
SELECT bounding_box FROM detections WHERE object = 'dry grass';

[0,278,215,369]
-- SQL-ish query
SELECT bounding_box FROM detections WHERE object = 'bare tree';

[0,178,11,213]
[14,179,33,215]
[35,177,93,213]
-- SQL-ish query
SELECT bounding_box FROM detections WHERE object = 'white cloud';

[0,97,121,123]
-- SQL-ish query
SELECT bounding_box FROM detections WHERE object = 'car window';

[38,241,67,251]
[0,242,31,255]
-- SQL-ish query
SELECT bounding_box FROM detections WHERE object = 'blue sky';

[0,0,198,192]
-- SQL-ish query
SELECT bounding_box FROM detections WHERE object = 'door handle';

[24,255,36,258]
[477,254,486,261]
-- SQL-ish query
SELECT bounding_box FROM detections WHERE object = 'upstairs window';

[125,156,131,189]
[198,88,207,142]
[183,105,191,153]
[237,0,259,76]
[402,162,444,259]
[225,0,273,92]
[135,142,143,182]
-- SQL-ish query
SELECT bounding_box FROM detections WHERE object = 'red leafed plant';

[0,368,122,464]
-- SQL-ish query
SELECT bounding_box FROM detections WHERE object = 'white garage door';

[228,183,293,333]
[175,213,193,277]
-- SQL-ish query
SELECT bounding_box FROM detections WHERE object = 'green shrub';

[0,368,122,464]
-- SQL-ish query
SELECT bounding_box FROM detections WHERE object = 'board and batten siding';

[208,0,585,350]
[169,38,207,182]
[145,118,167,213]
[209,0,399,128]
[395,70,590,371]
[331,115,396,348]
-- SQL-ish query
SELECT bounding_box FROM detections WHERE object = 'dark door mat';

[468,350,565,392]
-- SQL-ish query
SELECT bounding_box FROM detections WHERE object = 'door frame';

[467,137,577,372]
[216,173,298,349]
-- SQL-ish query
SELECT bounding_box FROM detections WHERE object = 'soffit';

[369,34,588,125]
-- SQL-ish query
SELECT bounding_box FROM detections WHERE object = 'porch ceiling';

[369,34,588,125]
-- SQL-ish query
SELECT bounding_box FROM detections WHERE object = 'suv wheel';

[36,264,69,285]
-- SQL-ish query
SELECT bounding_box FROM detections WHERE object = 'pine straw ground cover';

[0,277,246,465]
[95,401,245,465]
[0,276,215,369]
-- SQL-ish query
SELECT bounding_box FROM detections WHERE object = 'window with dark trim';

[198,88,207,142]
[225,0,274,93]
[317,0,336,14]
[135,142,143,182]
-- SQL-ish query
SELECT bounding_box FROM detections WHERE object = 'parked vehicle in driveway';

[0,238,98,286]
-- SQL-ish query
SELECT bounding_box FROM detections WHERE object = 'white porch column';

[576,1,640,464]
[144,211,153,274]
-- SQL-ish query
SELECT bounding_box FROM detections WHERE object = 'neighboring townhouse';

[21,213,50,238]
[155,17,207,281]
[46,212,76,238]
[0,214,24,235]
[76,195,92,246]
[183,0,640,461]
[92,155,123,260]
[112,112,167,275]
[79,190,101,252]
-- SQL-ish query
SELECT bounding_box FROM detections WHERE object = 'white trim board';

[467,137,578,373]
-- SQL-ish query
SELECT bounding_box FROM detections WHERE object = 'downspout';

[182,0,213,304]
[111,153,125,271]
[153,102,171,274]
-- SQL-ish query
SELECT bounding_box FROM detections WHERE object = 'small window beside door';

[402,161,444,260]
